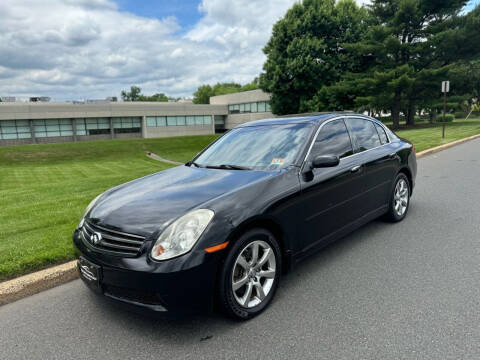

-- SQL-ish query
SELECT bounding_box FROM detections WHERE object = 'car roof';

[234,112,377,128]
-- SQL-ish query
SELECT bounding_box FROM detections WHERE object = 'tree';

[449,60,480,107]
[139,93,170,102]
[193,85,214,104]
[259,0,368,115]
[344,0,480,127]
[240,77,260,92]
[120,86,141,101]
[120,86,175,102]
[193,80,260,104]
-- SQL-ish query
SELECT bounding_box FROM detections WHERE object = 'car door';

[345,117,398,213]
[298,118,366,252]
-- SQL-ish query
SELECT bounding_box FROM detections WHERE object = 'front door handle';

[388,152,397,159]
[350,165,361,173]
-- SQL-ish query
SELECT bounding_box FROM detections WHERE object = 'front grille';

[103,284,164,306]
[80,220,146,257]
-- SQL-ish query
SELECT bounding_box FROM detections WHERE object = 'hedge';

[437,114,454,122]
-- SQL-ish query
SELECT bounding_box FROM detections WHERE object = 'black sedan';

[73,113,416,320]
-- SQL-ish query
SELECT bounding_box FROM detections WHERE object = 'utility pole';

[441,81,450,139]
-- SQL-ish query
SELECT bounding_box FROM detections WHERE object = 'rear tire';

[218,228,281,320]
[385,173,410,222]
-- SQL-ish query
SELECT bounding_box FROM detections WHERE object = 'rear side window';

[375,123,389,144]
[310,119,353,159]
[384,126,398,141]
[346,118,381,152]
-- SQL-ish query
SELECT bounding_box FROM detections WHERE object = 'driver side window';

[310,119,354,160]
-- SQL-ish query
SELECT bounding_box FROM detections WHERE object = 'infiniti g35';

[73,113,417,320]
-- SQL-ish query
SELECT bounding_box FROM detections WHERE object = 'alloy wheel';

[231,240,276,308]
[394,178,409,217]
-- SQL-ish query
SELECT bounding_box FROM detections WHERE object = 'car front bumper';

[73,229,221,316]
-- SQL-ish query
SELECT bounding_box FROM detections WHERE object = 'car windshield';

[193,123,313,171]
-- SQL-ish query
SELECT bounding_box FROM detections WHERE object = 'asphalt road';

[1,139,480,360]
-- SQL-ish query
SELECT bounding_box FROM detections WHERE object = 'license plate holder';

[78,256,102,293]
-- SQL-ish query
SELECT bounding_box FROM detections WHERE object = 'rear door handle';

[350,165,361,173]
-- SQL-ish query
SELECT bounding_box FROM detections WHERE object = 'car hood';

[88,165,274,236]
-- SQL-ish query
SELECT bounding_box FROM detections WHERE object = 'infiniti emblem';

[90,232,102,245]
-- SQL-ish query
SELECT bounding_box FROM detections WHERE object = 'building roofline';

[276,111,355,118]
[209,89,268,100]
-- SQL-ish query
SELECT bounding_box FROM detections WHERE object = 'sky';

[0,0,477,101]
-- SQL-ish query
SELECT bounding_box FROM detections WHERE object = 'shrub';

[437,114,454,122]
[455,112,467,119]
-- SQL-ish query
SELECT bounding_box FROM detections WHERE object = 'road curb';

[416,133,480,158]
[0,261,78,306]
[2,132,480,307]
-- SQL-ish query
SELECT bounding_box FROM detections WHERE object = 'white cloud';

[0,0,367,100]
[170,48,185,59]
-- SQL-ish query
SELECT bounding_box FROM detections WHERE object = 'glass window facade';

[146,116,166,127]
[167,116,177,126]
[76,118,110,135]
[34,119,73,138]
[177,116,186,126]
[1,111,216,144]
[0,120,31,139]
[113,117,141,134]
[186,116,195,125]
[76,117,140,135]
[257,101,266,112]
[147,115,212,127]
[228,101,271,114]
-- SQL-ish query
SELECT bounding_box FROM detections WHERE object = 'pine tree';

[345,0,480,127]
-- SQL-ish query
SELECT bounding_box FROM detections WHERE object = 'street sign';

[441,81,450,139]
[442,81,450,93]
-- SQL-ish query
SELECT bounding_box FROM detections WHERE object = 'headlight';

[151,209,214,261]
[77,194,102,229]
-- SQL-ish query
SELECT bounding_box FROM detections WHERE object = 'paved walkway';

[146,151,183,165]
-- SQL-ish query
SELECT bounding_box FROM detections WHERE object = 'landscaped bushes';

[414,115,430,123]
[437,114,454,122]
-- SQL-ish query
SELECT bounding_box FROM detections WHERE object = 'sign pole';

[442,90,446,139]
[441,81,449,139]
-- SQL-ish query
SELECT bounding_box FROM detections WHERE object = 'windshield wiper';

[188,161,204,168]
[205,164,252,170]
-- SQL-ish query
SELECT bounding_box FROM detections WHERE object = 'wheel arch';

[397,167,413,194]
[224,216,292,274]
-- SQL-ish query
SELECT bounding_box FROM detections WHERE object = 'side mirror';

[311,155,340,169]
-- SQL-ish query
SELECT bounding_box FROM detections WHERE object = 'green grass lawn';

[390,118,480,152]
[0,135,218,280]
[1,118,480,281]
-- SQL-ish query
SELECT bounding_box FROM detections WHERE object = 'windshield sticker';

[271,158,285,165]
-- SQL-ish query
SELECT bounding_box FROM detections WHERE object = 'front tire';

[385,173,410,222]
[218,228,281,320]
